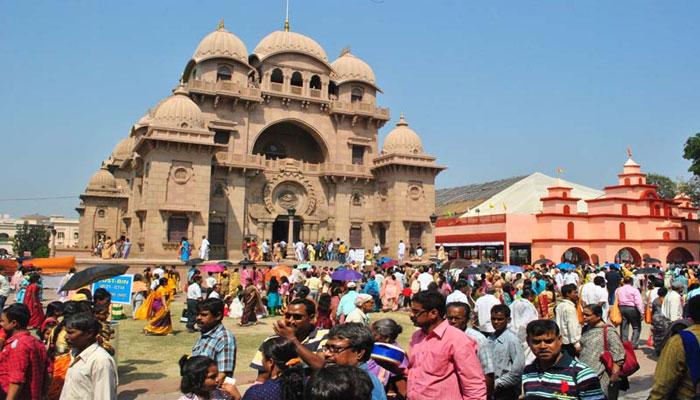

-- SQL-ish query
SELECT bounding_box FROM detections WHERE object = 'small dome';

[382,114,424,155]
[111,137,135,161]
[152,85,205,129]
[331,50,376,86]
[253,30,328,63]
[193,20,248,64]
[136,111,152,127]
[87,167,117,191]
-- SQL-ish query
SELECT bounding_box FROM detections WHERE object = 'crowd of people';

[2,256,700,399]
[93,235,132,259]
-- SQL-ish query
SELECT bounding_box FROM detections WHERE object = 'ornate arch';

[251,118,330,163]
[263,171,317,217]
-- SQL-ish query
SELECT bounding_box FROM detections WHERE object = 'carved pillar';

[286,216,295,259]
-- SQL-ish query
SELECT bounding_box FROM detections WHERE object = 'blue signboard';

[92,274,134,305]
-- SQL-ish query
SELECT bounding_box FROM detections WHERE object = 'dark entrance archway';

[667,247,694,264]
[562,247,590,264]
[615,247,641,265]
[253,121,327,163]
[272,215,301,244]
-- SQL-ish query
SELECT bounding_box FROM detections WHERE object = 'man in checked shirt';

[192,298,237,385]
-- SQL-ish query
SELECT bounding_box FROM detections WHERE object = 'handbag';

[609,297,622,327]
[600,325,640,377]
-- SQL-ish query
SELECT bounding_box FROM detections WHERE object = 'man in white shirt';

[186,275,203,333]
[295,240,305,261]
[417,268,434,291]
[397,240,406,263]
[563,270,579,286]
[0,273,10,311]
[446,280,470,304]
[60,312,117,400]
[662,281,684,322]
[373,243,381,260]
[580,276,608,310]
[508,288,539,364]
[554,269,565,290]
[261,240,270,262]
[205,272,217,289]
[199,235,210,260]
[555,284,581,357]
[474,287,501,335]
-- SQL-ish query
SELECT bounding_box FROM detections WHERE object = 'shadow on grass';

[119,359,166,385]
[118,389,148,399]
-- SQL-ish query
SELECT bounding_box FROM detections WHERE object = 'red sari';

[23,283,45,329]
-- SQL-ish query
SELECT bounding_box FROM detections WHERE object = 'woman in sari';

[179,237,191,262]
[240,279,260,326]
[651,287,670,355]
[535,281,556,319]
[166,269,178,297]
[380,274,402,312]
[267,276,282,316]
[24,273,45,329]
[136,277,173,335]
[580,304,626,399]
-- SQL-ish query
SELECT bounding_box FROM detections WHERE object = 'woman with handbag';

[580,304,626,399]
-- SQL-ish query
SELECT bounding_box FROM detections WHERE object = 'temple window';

[216,66,232,81]
[624,178,630,185]
[563,205,570,215]
[352,193,362,206]
[328,81,338,98]
[310,75,322,90]
[619,222,626,240]
[214,130,230,145]
[678,232,683,240]
[663,232,670,240]
[270,68,284,84]
[290,71,303,87]
[567,222,574,239]
[622,204,628,216]
[562,191,568,199]
[351,87,363,102]
[167,215,189,242]
[352,145,365,165]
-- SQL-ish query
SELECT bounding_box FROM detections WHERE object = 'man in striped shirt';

[522,319,605,400]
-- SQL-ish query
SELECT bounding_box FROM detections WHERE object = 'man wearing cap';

[345,294,374,325]
[336,282,359,322]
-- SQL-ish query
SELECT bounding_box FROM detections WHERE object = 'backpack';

[679,330,700,398]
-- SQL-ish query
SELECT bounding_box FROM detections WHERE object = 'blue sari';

[180,241,191,262]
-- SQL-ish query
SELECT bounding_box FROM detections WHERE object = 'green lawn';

[116,299,417,388]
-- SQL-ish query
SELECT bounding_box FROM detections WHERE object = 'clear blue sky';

[1,1,699,218]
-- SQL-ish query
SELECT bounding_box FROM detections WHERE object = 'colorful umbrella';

[533,258,554,265]
[202,264,226,273]
[266,265,292,282]
[297,263,312,270]
[634,267,662,275]
[381,260,398,269]
[331,269,363,281]
[643,257,662,264]
[185,258,204,266]
[556,262,576,271]
[499,265,523,273]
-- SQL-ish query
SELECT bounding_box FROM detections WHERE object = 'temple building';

[435,157,700,265]
[77,20,444,259]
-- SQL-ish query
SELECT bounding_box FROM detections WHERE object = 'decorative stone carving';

[172,166,191,184]
[408,181,423,200]
[263,171,318,216]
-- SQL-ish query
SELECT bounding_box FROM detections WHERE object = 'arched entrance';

[667,247,694,264]
[562,247,590,264]
[615,247,641,265]
[272,215,301,244]
[253,121,328,163]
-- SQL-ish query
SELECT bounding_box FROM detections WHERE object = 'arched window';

[622,204,628,216]
[567,222,574,239]
[663,232,670,240]
[290,71,303,87]
[654,204,661,216]
[309,75,321,90]
[352,193,362,206]
[563,205,570,215]
[191,66,201,81]
[73,232,79,240]
[624,178,630,185]
[351,87,363,102]
[678,232,683,240]
[213,183,225,197]
[216,66,232,81]
[638,178,643,184]
[328,81,338,99]
[270,68,284,84]
[619,222,626,240]
[562,191,568,199]
[688,213,693,220]
[378,224,386,246]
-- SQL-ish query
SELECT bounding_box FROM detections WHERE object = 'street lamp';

[286,207,296,259]
[429,213,438,224]
[428,213,438,258]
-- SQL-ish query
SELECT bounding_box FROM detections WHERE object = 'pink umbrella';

[202,264,226,273]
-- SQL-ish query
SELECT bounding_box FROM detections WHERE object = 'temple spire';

[217,18,225,31]
[284,0,290,31]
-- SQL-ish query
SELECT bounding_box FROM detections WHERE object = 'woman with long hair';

[535,281,556,319]
[650,287,670,355]
[267,276,282,316]
[135,277,173,335]
[23,273,45,329]
[178,355,240,400]
[179,237,191,262]
[242,336,305,400]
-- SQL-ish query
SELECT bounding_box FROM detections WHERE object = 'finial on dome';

[217,19,225,31]
[626,147,633,159]
[284,0,290,32]
[397,113,408,126]
[340,46,351,57]
[172,82,188,95]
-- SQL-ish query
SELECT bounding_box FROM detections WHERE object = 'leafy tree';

[12,222,50,258]
[646,173,677,199]
[683,133,700,176]
[678,176,700,207]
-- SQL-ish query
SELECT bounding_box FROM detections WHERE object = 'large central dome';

[253,30,328,63]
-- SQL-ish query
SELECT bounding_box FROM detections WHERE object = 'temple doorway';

[272,215,301,244]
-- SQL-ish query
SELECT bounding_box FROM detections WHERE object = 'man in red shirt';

[0,303,48,400]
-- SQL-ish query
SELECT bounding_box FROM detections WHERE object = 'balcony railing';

[270,82,283,92]
[186,79,261,100]
[216,154,371,177]
[329,101,390,119]
[290,86,303,95]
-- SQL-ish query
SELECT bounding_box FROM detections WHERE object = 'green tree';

[683,133,700,176]
[677,177,700,207]
[12,222,50,257]
[646,173,677,199]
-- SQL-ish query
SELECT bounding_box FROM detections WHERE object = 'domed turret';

[193,20,248,64]
[152,85,205,129]
[87,166,117,191]
[111,136,135,162]
[382,114,424,155]
[253,30,328,64]
[331,50,376,87]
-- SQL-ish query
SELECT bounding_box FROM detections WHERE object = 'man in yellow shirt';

[338,241,347,264]
[649,295,700,399]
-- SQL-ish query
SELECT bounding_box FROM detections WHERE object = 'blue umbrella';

[557,262,576,271]
[500,265,523,273]
[604,262,621,270]
[297,263,312,270]
[378,257,394,265]
[331,269,363,281]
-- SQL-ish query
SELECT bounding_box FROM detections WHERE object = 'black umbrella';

[461,266,489,276]
[634,267,662,275]
[185,258,204,266]
[533,258,553,265]
[217,261,235,267]
[443,258,471,269]
[60,264,129,291]
[238,258,255,266]
[643,257,662,264]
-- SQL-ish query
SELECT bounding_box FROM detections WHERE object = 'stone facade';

[77,21,445,259]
